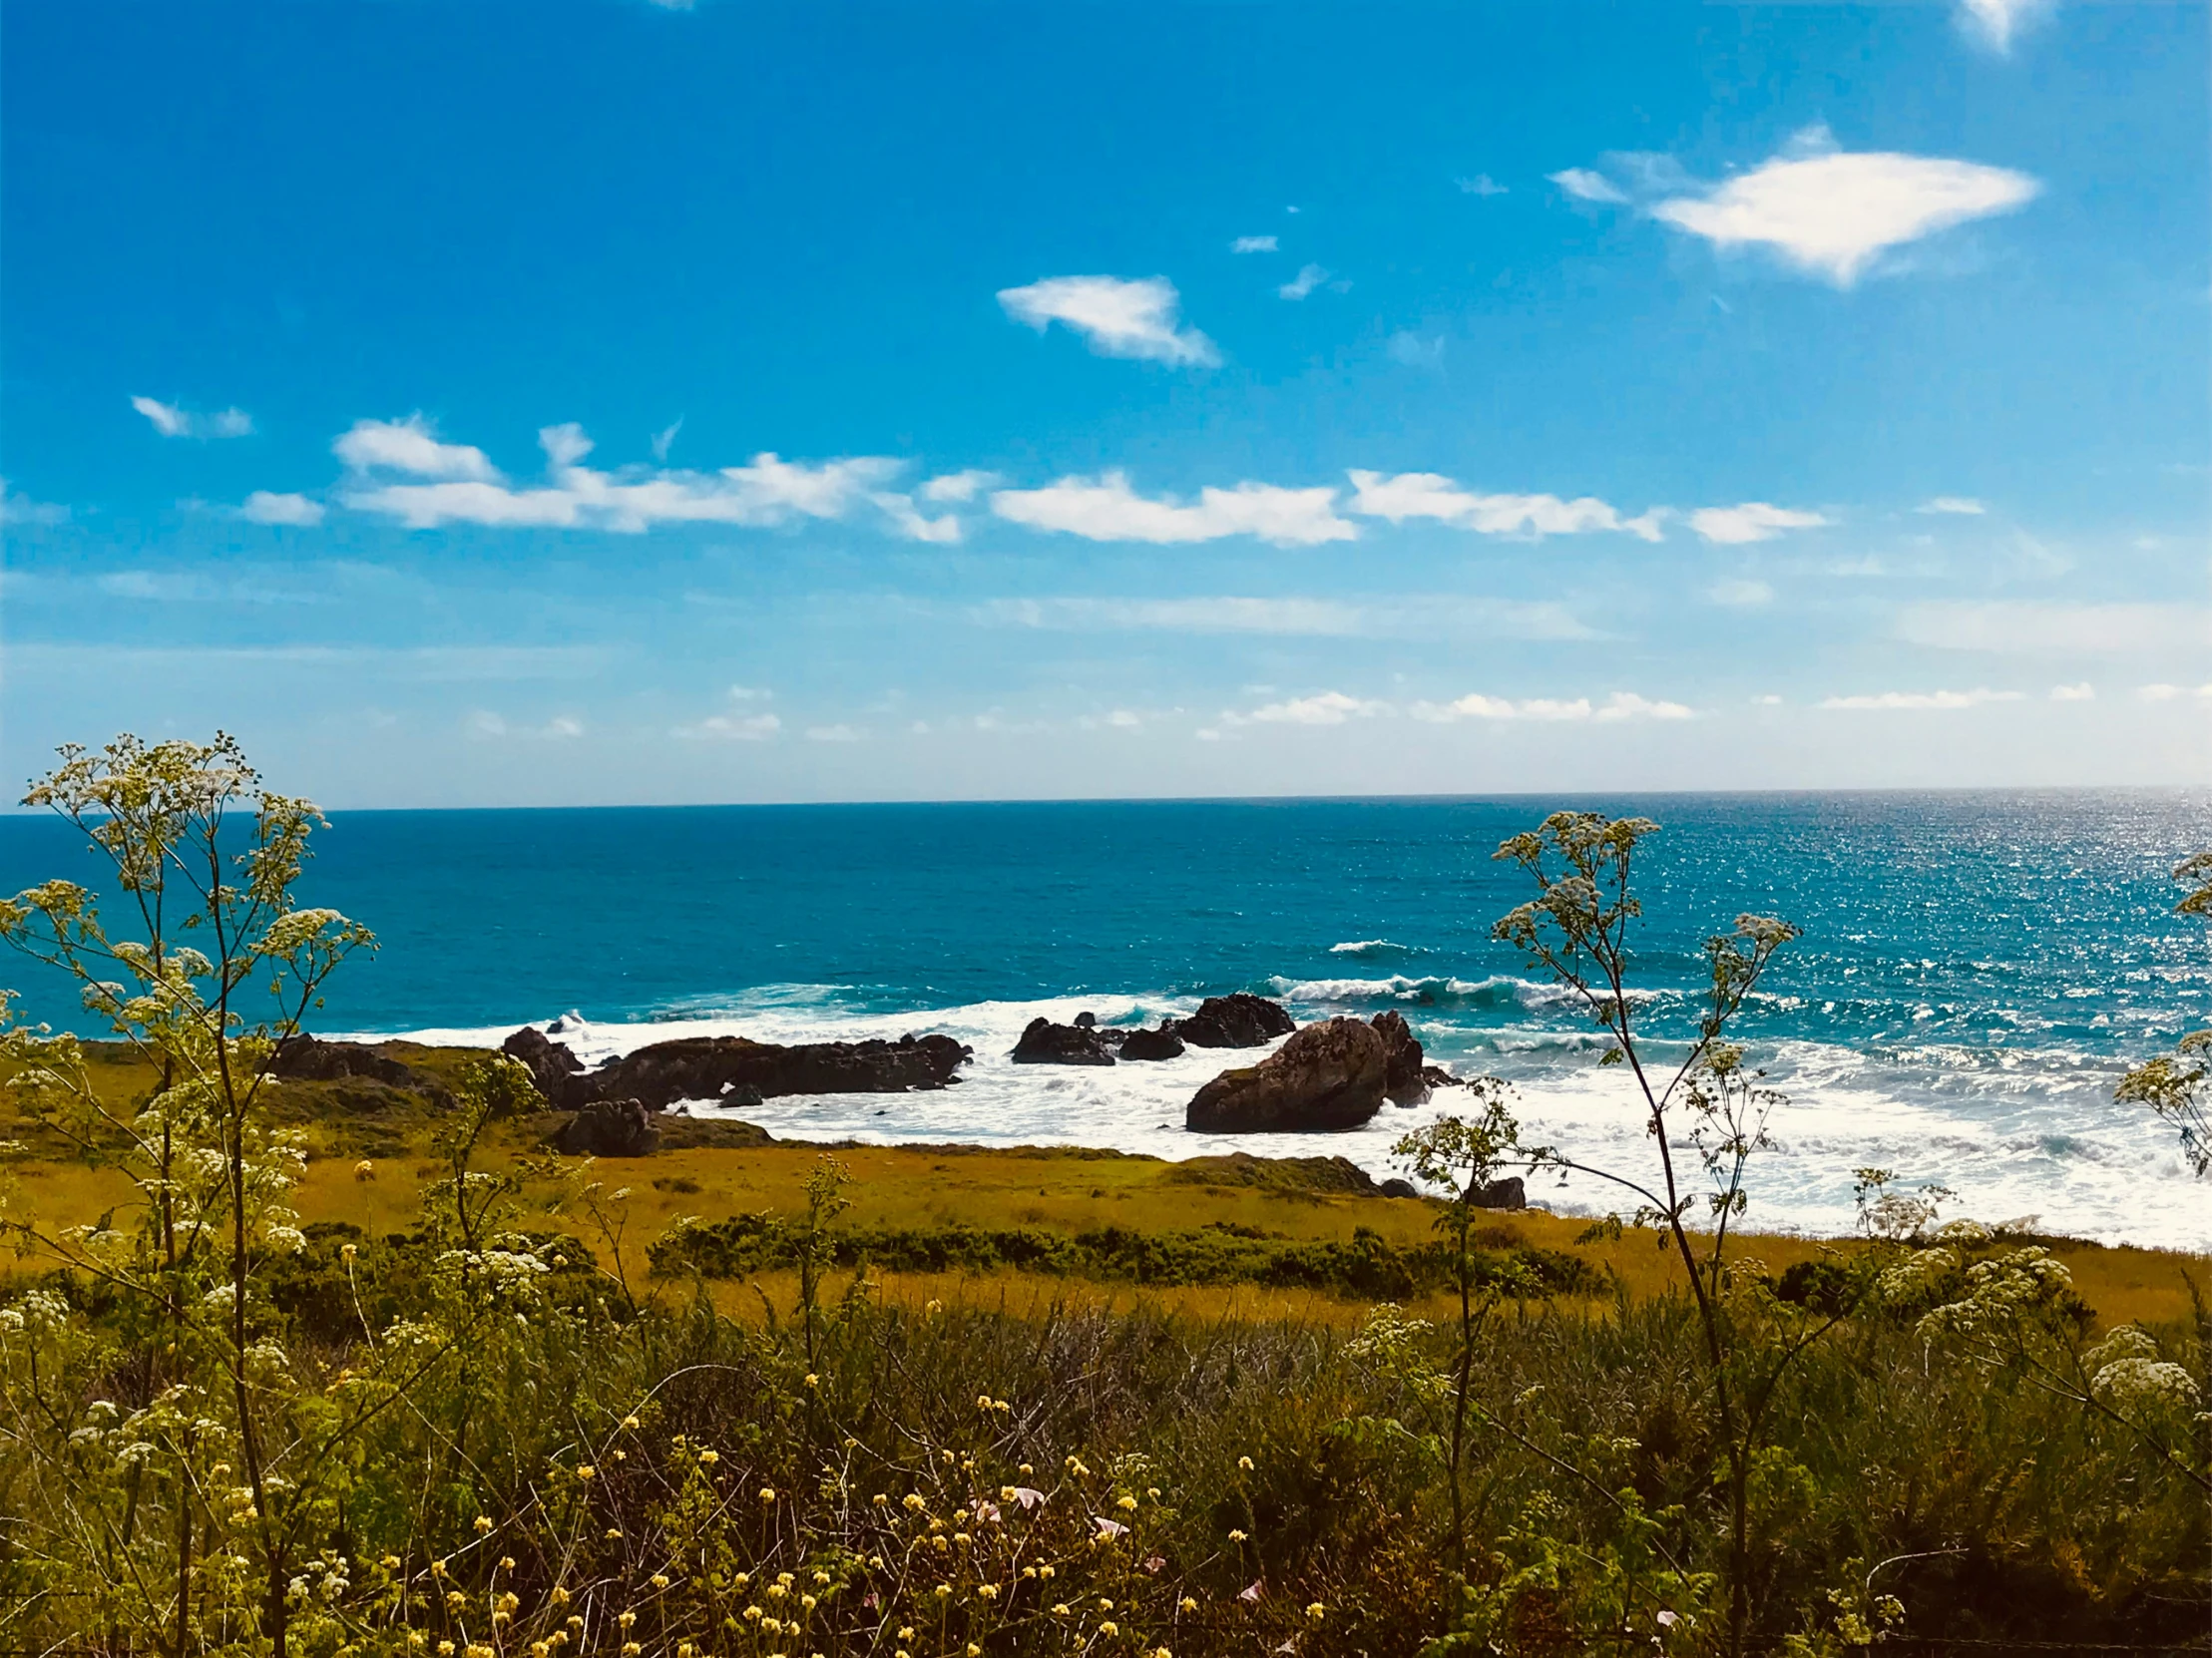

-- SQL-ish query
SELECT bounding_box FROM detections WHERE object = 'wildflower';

[622,1646,642,1657]
[800,1592,818,1612]
[925,1299,944,1315]
[605,1528,623,1541]
[954,1531,972,1545]
[1100,1622,1118,1637]
[354,1159,376,1179]
[1179,1596,1198,1612]
[437,1645,455,1657]
[935,1584,952,1599]
[1306,1603,1326,1621]
[1228,1529,1248,1542]
[551,1586,571,1606]
[500,1556,516,1571]
[1001,1485,1019,1501]
[869,1555,885,1570]
[767,1583,787,1599]
[474,1515,493,1534]
[698,1449,719,1466]
[651,1573,669,1589]
[341,1242,359,1261]
[623,1415,641,1430]
[899,1628,915,1641]
[978,1583,998,1600]
[812,1570,831,1585]
[612,1449,627,1461]
[1039,1564,1055,1579]
[577,1465,596,1481]
[804,1373,819,1389]
[1147,1486,1161,1499]
[904,1493,927,1511]
[1023,1566,1038,1579]
[618,1612,637,1630]
[1237,1456,1253,1472]
[743,1606,763,1621]
[758,1487,776,1504]
[532,1645,551,1658]
[978,1393,994,1410]
[1019,1462,1034,1475]
[1100,1599,1115,1612]
[429,1560,448,1578]
[1116,1494,1137,1511]
[1052,1603,1072,1617]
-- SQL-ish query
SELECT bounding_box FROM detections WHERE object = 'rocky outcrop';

[571,1033,970,1111]
[1421,1064,1463,1093]
[552,1097,662,1157]
[1174,993,1296,1049]
[269,1036,437,1092]
[1012,1017,1117,1065]
[503,1027,586,1105]
[1369,1012,1429,1105]
[1379,1177,1420,1199]
[1116,1023,1186,1061]
[1185,1018,1387,1133]
[1469,1176,1527,1210]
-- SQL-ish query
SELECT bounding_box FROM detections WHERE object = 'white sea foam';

[366,984,2210,1253]
[1329,940,1405,956]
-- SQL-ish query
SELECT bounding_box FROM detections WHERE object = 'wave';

[1328,939,1408,957]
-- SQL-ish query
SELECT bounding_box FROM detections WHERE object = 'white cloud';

[674,711,782,740]
[467,710,507,739]
[805,724,861,742]
[132,396,253,440]
[1457,174,1508,197]
[1707,578,1774,608]
[1347,470,1664,541]
[240,491,325,527]
[1241,690,1390,726]
[651,417,683,462]
[1819,687,2025,710]
[544,715,585,739]
[1411,690,1692,723]
[1897,602,2212,654]
[1278,263,1329,300]
[2048,682,2095,701]
[1646,131,2039,285]
[727,685,772,701]
[468,710,586,740]
[976,593,1596,641]
[335,415,498,480]
[337,421,950,538]
[996,275,1218,366]
[920,469,997,504]
[989,472,1354,546]
[1687,502,1832,544]
[0,478,68,526]
[1106,708,1141,729]
[1550,168,1629,205]
[2137,682,2212,703]
[1231,235,1278,253]
[1958,0,2049,54]
[1917,496,1987,515]
[1385,331,1446,369]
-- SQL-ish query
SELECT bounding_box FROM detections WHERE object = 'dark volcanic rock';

[575,1034,971,1111]
[1185,1018,1388,1133]
[1370,1011,1429,1105]
[1379,1177,1420,1199]
[269,1036,434,1092]
[1012,1017,1116,1066]
[1116,1023,1186,1061]
[552,1098,662,1157]
[1469,1176,1526,1210]
[1420,1064,1464,1092]
[503,1027,587,1105]
[1174,993,1296,1049]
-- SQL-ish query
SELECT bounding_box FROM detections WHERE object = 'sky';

[2,0,2207,807]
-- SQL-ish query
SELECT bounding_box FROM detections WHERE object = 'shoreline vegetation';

[0,737,2205,1658]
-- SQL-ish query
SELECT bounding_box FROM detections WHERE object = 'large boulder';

[1117,1023,1186,1061]
[1370,1012,1429,1105]
[1185,1018,1388,1133]
[1469,1176,1527,1210]
[503,1027,586,1106]
[1012,1017,1116,1065]
[1174,993,1296,1049]
[269,1036,435,1092]
[552,1097,662,1157]
[573,1033,971,1111]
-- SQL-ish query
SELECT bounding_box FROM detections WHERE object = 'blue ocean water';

[2,792,2206,1247]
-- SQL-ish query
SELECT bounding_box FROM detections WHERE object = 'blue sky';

[2,0,2206,806]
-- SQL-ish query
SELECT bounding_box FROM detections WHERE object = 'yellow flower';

[551,1586,570,1605]
[474,1515,493,1534]
[1147,1486,1161,1499]
[1115,1494,1137,1511]
[767,1584,787,1600]
[429,1561,448,1578]
[1228,1529,1248,1543]
[622,1415,642,1430]
[1100,1622,1118,1638]
[903,1493,927,1512]
[1237,1456,1254,1472]
[801,1594,817,1611]
[804,1373,819,1388]
[977,1393,994,1410]
[898,1628,915,1642]
[1052,1604,1071,1618]
[617,1611,636,1630]
[758,1487,776,1504]
[812,1570,831,1585]
[1018,1462,1034,1475]
[968,1647,982,1658]
[1022,1566,1038,1579]
[1306,1602,1326,1620]
[577,1465,596,1481]
[977,1583,998,1600]
[698,1449,719,1465]
[935,1583,952,1598]
[651,1573,669,1590]
[925,1299,944,1315]
[499,1556,516,1571]
[605,1528,623,1541]
[1039,1564,1055,1580]
[622,1646,642,1657]
[1178,1596,1198,1612]
[743,1606,763,1622]
[437,1645,455,1657]
[340,1241,359,1260]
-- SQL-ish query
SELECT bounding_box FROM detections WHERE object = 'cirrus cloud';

[996,275,1218,366]
[1687,502,1832,544]
[133,396,254,440]
[989,472,1354,546]
[1347,470,1664,541]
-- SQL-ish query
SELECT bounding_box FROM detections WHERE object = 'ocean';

[2,791,2206,1249]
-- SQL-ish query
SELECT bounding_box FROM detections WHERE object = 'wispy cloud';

[1385,332,1446,370]
[1557,126,2039,285]
[1457,174,1508,197]
[240,490,325,527]
[1958,0,2050,54]
[469,710,585,741]
[1235,690,1390,726]
[673,710,782,741]
[132,396,253,440]
[1897,602,2212,654]
[0,478,69,525]
[996,275,1218,366]
[1277,262,1330,300]
[1687,502,1832,544]
[1917,496,1987,515]
[1231,235,1278,253]
[1347,470,1664,541]
[805,724,861,742]
[975,594,1597,641]
[1820,687,2025,710]
[1707,578,1774,608]
[1410,690,1693,723]
[333,420,957,539]
[989,472,1354,546]
[651,417,683,462]
[2049,682,2095,701]
[2137,682,2212,703]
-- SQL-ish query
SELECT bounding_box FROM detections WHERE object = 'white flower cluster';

[0,1287,72,1336]
[2085,1327,2203,1414]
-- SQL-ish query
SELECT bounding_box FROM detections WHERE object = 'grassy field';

[9,1039,2202,1332]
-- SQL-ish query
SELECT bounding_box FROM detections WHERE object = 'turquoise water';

[2,791,2206,1245]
